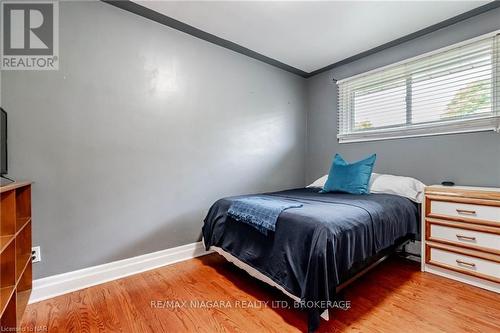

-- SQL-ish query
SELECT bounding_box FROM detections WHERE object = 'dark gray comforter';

[202,188,419,331]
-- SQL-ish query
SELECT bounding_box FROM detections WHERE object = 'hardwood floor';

[21,254,499,333]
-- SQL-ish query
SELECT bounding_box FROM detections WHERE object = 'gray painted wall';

[306,7,500,187]
[1,1,306,278]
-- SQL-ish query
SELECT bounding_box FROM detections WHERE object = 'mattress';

[202,187,419,331]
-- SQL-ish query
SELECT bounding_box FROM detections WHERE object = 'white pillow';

[306,174,328,188]
[369,173,426,203]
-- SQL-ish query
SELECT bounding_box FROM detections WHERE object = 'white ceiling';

[135,1,490,73]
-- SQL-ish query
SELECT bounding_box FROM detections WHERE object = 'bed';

[202,187,420,332]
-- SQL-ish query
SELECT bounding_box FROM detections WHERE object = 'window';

[337,33,500,143]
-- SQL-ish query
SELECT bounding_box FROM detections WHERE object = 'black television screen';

[0,108,7,175]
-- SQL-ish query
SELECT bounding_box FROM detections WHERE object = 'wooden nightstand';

[422,185,500,293]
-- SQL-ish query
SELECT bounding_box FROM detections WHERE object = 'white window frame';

[337,31,500,143]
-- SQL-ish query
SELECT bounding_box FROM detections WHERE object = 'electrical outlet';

[32,246,41,263]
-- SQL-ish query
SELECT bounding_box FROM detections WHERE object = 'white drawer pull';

[456,234,476,241]
[456,208,476,215]
[456,259,476,268]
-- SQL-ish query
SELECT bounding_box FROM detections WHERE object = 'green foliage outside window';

[441,80,491,119]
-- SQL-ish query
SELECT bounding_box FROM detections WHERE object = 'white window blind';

[337,32,500,143]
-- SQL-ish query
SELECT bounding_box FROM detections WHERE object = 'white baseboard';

[403,240,421,256]
[30,241,211,304]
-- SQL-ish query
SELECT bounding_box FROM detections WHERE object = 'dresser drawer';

[429,200,500,224]
[427,246,500,283]
[429,223,500,254]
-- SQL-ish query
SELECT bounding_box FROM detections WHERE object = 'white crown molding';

[30,241,211,303]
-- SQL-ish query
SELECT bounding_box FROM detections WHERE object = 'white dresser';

[422,185,500,293]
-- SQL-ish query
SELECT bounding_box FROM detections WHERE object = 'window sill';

[337,117,500,143]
